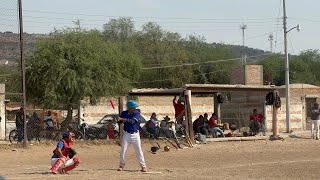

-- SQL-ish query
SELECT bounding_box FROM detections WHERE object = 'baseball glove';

[67,148,77,158]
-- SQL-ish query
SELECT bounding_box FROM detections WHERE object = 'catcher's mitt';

[67,148,77,158]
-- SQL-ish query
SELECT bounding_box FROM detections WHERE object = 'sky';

[1,0,319,55]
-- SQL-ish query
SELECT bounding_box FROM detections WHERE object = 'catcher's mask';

[63,132,76,143]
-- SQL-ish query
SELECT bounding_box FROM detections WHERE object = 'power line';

[132,57,268,84]
[274,0,283,53]
[290,17,320,23]
[0,7,282,22]
[224,30,282,45]
[141,53,271,70]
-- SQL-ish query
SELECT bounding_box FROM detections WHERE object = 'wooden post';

[118,96,124,145]
[214,93,221,123]
[184,90,194,144]
[183,92,190,144]
[272,90,279,138]
[77,100,81,125]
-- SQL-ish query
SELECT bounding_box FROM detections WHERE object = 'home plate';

[143,171,162,174]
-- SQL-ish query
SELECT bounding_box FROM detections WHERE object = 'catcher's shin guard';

[62,158,80,173]
[50,158,66,174]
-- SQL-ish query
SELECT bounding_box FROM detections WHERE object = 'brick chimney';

[230,65,263,85]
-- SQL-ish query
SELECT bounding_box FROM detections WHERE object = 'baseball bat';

[166,138,178,149]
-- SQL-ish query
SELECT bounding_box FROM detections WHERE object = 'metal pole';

[268,34,274,53]
[283,0,290,133]
[18,0,27,148]
[240,24,247,65]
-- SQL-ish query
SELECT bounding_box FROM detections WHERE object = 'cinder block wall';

[82,96,215,124]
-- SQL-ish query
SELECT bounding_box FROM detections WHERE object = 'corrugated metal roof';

[278,83,320,89]
[185,84,276,89]
[128,88,184,96]
[128,84,278,96]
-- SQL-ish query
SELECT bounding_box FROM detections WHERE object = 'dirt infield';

[1,136,320,180]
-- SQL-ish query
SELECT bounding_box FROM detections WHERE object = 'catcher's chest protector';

[55,139,71,158]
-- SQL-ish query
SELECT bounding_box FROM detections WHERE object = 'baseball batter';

[50,132,80,174]
[117,100,147,172]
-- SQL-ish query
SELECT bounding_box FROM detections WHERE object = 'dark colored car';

[87,113,148,139]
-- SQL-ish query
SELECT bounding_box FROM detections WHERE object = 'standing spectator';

[45,111,54,139]
[27,112,41,141]
[15,108,24,143]
[311,102,320,140]
[173,96,184,124]
[106,121,115,139]
[209,113,225,138]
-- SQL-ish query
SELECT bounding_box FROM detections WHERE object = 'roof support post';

[214,93,221,124]
[118,96,124,146]
[184,90,194,145]
[272,90,279,139]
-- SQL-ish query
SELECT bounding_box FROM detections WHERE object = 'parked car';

[87,112,149,139]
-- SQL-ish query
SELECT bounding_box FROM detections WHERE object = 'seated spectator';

[160,116,173,138]
[249,109,266,136]
[203,113,209,130]
[193,115,208,137]
[146,113,160,139]
[209,113,225,138]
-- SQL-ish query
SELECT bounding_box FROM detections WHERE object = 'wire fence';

[5,93,268,144]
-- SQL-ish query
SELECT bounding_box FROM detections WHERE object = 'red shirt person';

[173,96,184,124]
[249,109,265,123]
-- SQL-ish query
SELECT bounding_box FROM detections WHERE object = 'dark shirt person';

[15,108,24,142]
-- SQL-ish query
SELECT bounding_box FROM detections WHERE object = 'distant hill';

[0,32,47,65]
[212,42,270,62]
[0,31,273,65]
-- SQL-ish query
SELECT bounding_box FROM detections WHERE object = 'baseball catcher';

[50,132,80,174]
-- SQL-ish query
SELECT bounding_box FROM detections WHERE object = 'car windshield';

[97,114,147,124]
[140,115,147,123]
[98,115,116,124]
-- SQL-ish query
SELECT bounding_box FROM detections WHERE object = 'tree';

[26,27,142,124]
[258,54,285,85]
[103,17,135,42]
[290,50,320,85]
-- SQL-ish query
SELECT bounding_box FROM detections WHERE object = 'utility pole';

[283,0,290,133]
[268,34,274,53]
[240,24,247,65]
[18,0,27,148]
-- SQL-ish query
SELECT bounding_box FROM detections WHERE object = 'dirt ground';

[1,135,320,180]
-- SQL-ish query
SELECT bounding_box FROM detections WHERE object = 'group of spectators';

[145,113,176,139]
[193,113,225,138]
[15,108,55,142]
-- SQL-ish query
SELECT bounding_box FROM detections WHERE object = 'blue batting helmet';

[127,100,138,109]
